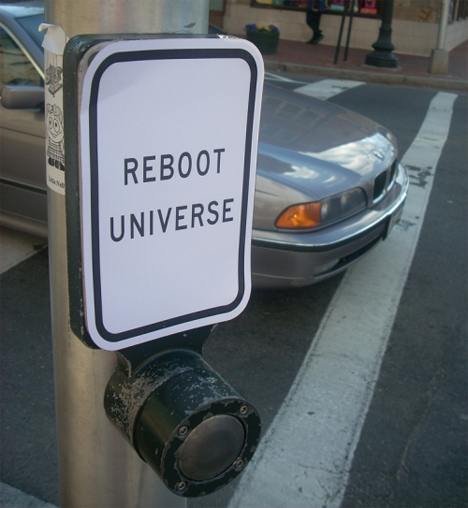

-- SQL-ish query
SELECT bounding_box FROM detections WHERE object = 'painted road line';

[294,79,365,100]
[0,483,58,508]
[229,91,458,508]
[264,71,307,84]
[0,227,47,275]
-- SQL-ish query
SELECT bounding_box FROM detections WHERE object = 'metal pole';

[45,1,209,507]
[436,0,451,49]
[344,0,356,62]
[333,6,347,64]
[365,0,398,68]
[428,0,450,74]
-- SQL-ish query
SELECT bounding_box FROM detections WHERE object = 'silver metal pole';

[45,1,209,506]
[436,0,450,49]
[428,0,450,74]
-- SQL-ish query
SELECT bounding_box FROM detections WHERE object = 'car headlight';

[275,188,366,230]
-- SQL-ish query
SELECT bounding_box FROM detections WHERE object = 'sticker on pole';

[68,36,263,350]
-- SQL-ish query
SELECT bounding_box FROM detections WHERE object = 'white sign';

[78,37,263,350]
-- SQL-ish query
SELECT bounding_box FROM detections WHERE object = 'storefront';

[216,0,467,56]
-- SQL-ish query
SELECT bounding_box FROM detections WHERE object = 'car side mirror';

[1,85,44,110]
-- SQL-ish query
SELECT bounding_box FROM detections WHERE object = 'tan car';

[0,1,408,288]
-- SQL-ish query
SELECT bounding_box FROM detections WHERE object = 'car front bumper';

[251,163,409,289]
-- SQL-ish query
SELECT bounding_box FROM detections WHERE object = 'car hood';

[257,85,398,196]
[253,85,397,230]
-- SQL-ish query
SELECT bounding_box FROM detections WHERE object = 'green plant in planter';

[245,24,280,55]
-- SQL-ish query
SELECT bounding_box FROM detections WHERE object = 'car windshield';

[17,13,44,49]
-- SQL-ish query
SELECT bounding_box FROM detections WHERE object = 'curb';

[264,59,468,92]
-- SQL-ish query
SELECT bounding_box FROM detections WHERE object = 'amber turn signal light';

[275,202,322,229]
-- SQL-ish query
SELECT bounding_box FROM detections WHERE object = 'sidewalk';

[261,37,468,91]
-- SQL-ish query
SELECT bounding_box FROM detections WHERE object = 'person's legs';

[306,10,323,43]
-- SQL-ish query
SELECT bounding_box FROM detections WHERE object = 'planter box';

[246,29,280,55]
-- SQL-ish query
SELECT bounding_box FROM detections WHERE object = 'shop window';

[210,0,226,28]
[250,0,381,17]
[451,0,468,20]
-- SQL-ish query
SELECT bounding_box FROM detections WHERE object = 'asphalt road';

[0,76,466,508]
[337,82,468,508]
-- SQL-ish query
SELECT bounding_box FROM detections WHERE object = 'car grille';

[373,159,398,203]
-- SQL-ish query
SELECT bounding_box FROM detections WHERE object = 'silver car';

[0,1,408,289]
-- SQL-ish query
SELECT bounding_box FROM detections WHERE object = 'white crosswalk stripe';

[0,483,58,508]
[264,71,306,84]
[0,227,47,275]
[229,91,458,508]
[294,79,365,100]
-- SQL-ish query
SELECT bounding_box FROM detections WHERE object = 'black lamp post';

[365,0,398,68]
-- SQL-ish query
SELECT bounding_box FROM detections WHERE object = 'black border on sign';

[87,47,258,343]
